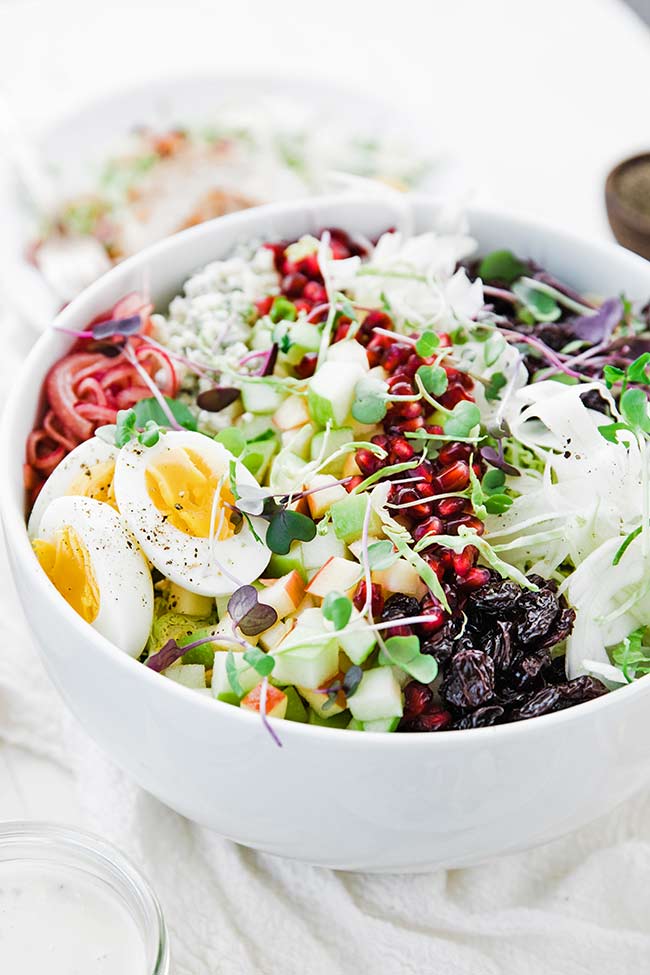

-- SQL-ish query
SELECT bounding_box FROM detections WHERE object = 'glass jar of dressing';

[0,822,169,974]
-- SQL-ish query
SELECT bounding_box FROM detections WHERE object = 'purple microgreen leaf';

[570,297,623,345]
[266,510,316,555]
[92,315,142,340]
[261,344,278,377]
[146,638,185,672]
[480,444,520,477]
[227,586,259,625]
[196,387,241,412]
[228,585,278,636]
[342,665,363,698]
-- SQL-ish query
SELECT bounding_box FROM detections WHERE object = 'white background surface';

[1,0,650,970]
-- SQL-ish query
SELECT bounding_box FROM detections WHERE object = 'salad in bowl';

[23,199,650,741]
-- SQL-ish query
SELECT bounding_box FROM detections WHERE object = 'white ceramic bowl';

[4,195,650,873]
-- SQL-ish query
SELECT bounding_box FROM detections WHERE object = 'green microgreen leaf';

[366,540,398,571]
[482,469,506,495]
[132,396,198,431]
[484,371,507,402]
[115,409,137,447]
[484,332,506,367]
[138,420,160,447]
[484,494,513,514]
[226,650,245,699]
[380,635,438,683]
[620,388,650,433]
[478,249,528,284]
[322,591,353,630]
[351,375,388,424]
[603,364,626,389]
[266,509,317,555]
[610,626,650,682]
[598,421,632,444]
[228,459,239,500]
[243,646,275,677]
[415,331,440,357]
[444,400,481,438]
[270,296,297,323]
[416,364,448,397]
[627,353,650,384]
[512,281,561,323]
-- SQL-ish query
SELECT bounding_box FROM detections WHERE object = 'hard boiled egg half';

[27,436,118,539]
[31,495,154,657]
[113,430,271,596]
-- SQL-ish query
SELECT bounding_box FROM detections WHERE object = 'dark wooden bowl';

[606,152,650,261]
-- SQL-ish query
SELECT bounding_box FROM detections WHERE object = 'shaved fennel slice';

[566,536,650,678]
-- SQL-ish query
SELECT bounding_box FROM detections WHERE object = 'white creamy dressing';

[0,861,148,974]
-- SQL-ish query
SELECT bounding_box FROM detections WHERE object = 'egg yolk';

[144,447,236,539]
[32,527,100,624]
[67,460,117,508]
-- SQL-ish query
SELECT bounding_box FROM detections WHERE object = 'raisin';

[467,578,522,614]
[441,648,495,710]
[381,593,421,623]
[480,619,514,673]
[453,705,505,729]
[515,587,560,645]
[511,675,607,721]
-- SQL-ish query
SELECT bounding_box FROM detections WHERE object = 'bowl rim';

[4,191,650,750]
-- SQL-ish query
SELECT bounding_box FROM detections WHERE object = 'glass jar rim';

[0,820,169,975]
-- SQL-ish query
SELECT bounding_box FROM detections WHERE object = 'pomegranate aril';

[281,271,308,297]
[452,548,478,577]
[446,515,485,535]
[353,581,384,617]
[413,516,444,541]
[436,496,469,518]
[418,596,446,634]
[403,681,434,718]
[388,417,424,433]
[433,461,470,493]
[297,254,322,280]
[462,567,492,589]
[440,383,472,409]
[411,710,453,732]
[409,499,435,520]
[437,442,471,465]
[255,296,273,317]
[345,476,364,493]
[302,281,327,304]
[294,353,318,379]
[390,438,414,462]
[388,402,422,421]
[356,449,380,475]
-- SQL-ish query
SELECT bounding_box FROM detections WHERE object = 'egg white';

[113,430,271,596]
[35,495,154,657]
[28,437,118,539]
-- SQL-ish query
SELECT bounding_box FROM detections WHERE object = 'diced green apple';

[164,663,206,689]
[259,618,296,652]
[326,339,369,372]
[300,523,348,571]
[309,427,354,476]
[307,361,364,428]
[297,684,346,717]
[240,436,278,480]
[271,625,339,688]
[331,493,382,544]
[308,708,351,728]
[362,716,400,732]
[267,542,307,582]
[336,607,377,665]
[347,667,403,722]
[241,383,285,414]
[212,651,260,703]
[281,423,314,460]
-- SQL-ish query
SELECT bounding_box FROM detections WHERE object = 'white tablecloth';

[1,1,650,972]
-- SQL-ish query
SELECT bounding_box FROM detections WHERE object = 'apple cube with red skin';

[305,475,349,520]
[306,556,362,599]
[258,571,305,619]
[373,559,426,600]
[241,684,288,719]
[273,395,311,431]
